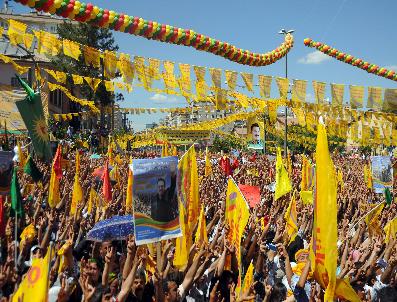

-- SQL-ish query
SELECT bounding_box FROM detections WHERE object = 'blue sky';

[10,0,397,130]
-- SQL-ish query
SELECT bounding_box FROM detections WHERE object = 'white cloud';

[385,65,397,71]
[298,51,331,64]
[149,93,179,104]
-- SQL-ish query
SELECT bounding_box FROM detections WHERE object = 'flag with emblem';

[15,76,52,162]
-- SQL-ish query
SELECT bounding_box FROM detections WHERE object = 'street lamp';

[278,29,294,157]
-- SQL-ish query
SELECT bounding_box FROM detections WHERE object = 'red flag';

[102,160,112,202]
[238,184,261,208]
[219,156,231,176]
[53,145,62,179]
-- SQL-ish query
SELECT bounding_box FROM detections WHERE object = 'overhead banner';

[331,83,344,107]
[367,87,383,110]
[131,156,181,245]
[313,81,326,104]
[371,156,393,194]
[292,79,307,102]
[383,88,397,113]
[0,151,14,195]
[349,85,364,109]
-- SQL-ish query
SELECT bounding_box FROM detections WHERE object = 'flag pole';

[14,209,18,270]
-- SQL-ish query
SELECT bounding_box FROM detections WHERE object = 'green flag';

[23,155,43,182]
[385,187,393,206]
[15,75,52,162]
[10,167,24,218]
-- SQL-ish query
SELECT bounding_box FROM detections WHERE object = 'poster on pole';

[0,151,14,195]
[131,156,181,245]
[246,117,264,151]
[371,156,393,193]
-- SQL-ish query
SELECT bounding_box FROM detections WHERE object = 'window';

[50,90,63,108]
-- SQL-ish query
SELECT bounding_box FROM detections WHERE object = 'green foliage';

[211,135,247,153]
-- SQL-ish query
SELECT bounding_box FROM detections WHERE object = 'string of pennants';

[2,19,397,114]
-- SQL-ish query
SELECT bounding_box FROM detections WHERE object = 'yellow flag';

[23,33,34,49]
[349,85,364,109]
[126,160,133,213]
[70,151,83,215]
[284,192,298,243]
[48,166,60,209]
[225,70,238,90]
[334,278,361,302]
[12,246,51,302]
[107,143,114,166]
[241,261,254,299]
[177,145,199,229]
[241,72,254,92]
[104,50,118,78]
[204,147,212,177]
[8,19,27,45]
[365,202,385,237]
[171,145,178,156]
[313,81,326,104]
[310,122,337,302]
[17,140,26,168]
[72,74,84,85]
[225,178,250,269]
[63,39,81,60]
[367,86,383,110]
[337,169,344,188]
[83,46,100,67]
[258,75,272,98]
[331,83,345,107]
[384,216,397,244]
[275,77,289,99]
[87,187,97,215]
[274,147,292,200]
[174,201,190,269]
[161,142,169,157]
[292,79,307,102]
[194,207,208,245]
[118,53,135,83]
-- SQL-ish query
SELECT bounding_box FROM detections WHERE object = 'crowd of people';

[0,134,396,302]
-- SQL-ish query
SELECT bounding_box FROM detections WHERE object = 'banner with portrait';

[0,151,14,195]
[246,117,264,151]
[131,156,181,245]
[371,156,393,194]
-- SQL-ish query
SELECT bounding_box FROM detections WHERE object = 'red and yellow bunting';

[14,0,293,66]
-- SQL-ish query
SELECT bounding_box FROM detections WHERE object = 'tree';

[50,22,123,130]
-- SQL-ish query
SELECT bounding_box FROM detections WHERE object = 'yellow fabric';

[258,75,272,99]
[0,54,30,74]
[367,86,383,110]
[275,77,289,99]
[225,70,238,91]
[87,187,97,215]
[178,63,191,96]
[225,178,250,270]
[241,72,254,92]
[194,207,208,245]
[12,247,51,302]
[334,278,361,302]
[126,160,133,213]
[310,122,338,302]
[83,46,100,68]
[209,68,222,89]
[384,216,397,244]
[63,39,81,60]
[274,147,292,200]
[0,27,3,37]
[313,81,326,104]
[163,61,178,93]
[84,77,101,92]
[349,85,365,109]
[23,33,34,49]
[107,143,114,166]
[70,151,83,215]
[72,74,84,85]
[20,223,36,243]
[292,79,307,102]
[284,192,298,243]
[365,203,385,238]
[241,262,254,298]
[7,19,27,45]
[148,58,161,80]
[161,142,169,157]
[48,164,60,209]
[118,53,134,83]
[35,31,60,56]
[174,201,190,269]
[17,140,26,168]
[204,147,212,177]
[331,83,345,107]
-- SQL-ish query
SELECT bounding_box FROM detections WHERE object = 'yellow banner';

[258,75,272,98]
[313,81,326,104]
[331,83,345,107]
[367,86,383,110]
[148,58,161,80]
[241,72,254,92]
[276,77,289,99]
[383,88,397,113]
[292,79,307,102]
[104,50,118,78]
[349,85,364,109]
[225,70,238,90]
[8,19,27,46]
[118,53,135,83]
[83,46,100,68]
[209,68,222,88]
[63,39,81,60]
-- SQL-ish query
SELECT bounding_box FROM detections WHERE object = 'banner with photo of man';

[246,117,264,151]
[371,156,393,194]
[131,156,181,245]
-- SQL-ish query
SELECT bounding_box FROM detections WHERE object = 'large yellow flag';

[284,192,298,243]
[194,207,208,245]
[70,151,83,215]
[384,216,397,244]
[126,159,133,213]
[204,147,212,177]
[225,178,250,269]
[241,261,254,298]
[274,147,292,200]
[12,247,51,302]
[335,278,361,302]
[310,122,338,302]
[174,201,190,269]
